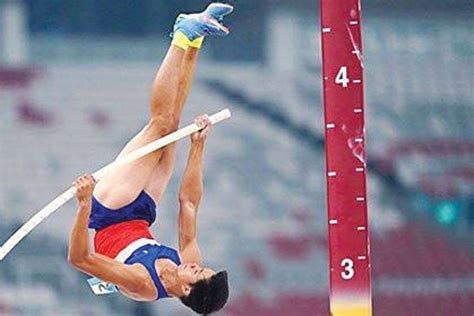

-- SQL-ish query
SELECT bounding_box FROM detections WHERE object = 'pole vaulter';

[320,0,372,315]
[1,3,234,315]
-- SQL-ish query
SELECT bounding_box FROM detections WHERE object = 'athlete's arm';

[178,115,211,263]
[68,175,145,292]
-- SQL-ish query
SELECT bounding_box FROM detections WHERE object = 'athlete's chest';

[119,259,176,301]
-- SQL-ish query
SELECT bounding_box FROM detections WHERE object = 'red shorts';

[94,220,155,259]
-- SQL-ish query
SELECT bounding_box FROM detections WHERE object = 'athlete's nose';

[191,263,200,273]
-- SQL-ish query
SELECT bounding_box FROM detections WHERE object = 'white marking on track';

[355,138,364,143]
[358,256,366,260]
[354,108,363,113]
[357,226,366,231]
[328,171,337,177]
[322,28,331,33]
[353,79,362,83]
[350,21,359,25]
[356,197,365,202]
[329,220,338,225]
[326,123,336,129]
[356,167,364,172]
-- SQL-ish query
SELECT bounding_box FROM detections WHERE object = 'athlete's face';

[177,262,215,288]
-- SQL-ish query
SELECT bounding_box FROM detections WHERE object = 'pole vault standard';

[320,1,372,315]
[0,108,231,262]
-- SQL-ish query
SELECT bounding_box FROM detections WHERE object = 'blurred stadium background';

[0,0,473,315]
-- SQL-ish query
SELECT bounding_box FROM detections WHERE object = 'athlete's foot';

[173,2,234,41]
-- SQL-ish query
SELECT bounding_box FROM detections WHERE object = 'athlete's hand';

[74,175,96,205]
[191,114,212,143]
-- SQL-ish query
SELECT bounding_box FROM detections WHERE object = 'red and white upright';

[320,0,372,315]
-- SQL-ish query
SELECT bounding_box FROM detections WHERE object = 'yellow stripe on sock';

[189,37,204,49]
[172,31,191,50]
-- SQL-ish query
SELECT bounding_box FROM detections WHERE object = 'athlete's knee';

[147,114,178,136]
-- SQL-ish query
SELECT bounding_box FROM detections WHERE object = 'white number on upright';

[335,66,350,87]
[341,258,355,280]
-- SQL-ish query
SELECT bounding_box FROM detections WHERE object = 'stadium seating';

[0,13,473,315]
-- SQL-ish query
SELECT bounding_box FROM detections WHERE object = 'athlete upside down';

[68,3,233,314]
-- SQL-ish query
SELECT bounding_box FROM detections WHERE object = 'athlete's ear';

[182,284,192,296]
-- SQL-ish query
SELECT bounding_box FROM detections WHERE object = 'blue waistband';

[88,191,157,230]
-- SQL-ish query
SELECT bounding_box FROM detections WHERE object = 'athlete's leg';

[144,47,201,200]
[93,3,233,209]
[93,45,186,209]
[174,48,201,120]
[144,4,234,200]
[114,45,186,160]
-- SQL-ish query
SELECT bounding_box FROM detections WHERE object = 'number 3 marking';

[335,66,350,87]
[341,258,355,280]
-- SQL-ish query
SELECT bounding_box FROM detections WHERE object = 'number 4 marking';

[341,258,355,280]
[335,66,350,88]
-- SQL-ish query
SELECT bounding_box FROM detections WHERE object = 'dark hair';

[180,270,229,315]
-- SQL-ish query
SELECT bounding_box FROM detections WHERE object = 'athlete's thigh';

[144,144,177,202]
[94,123,167,209]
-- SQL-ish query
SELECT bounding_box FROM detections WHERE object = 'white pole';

[0,108,231,261]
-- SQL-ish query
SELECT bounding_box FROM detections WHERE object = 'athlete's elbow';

[179,188,202,206]
[68,253,91,269]
[68,255,83,267]
[178,196,200,210]
[68,257,83,270]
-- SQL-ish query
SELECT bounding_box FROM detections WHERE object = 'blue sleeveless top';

[125,243,182,300]
[89,191,156,230]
